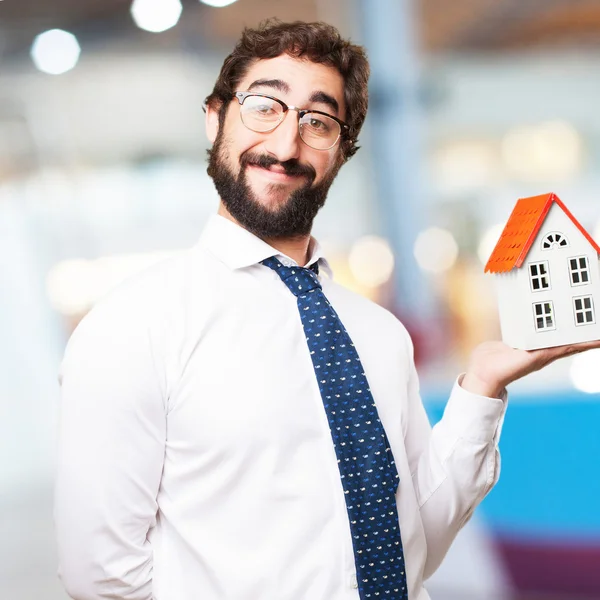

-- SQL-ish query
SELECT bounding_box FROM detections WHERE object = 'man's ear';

[205,102,221,144]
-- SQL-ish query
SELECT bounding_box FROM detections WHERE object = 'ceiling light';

[199,0,238,7]
[30,29,81,75]
[131,0,183,33]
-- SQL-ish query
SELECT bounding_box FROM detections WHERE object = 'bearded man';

[55,19,600,600]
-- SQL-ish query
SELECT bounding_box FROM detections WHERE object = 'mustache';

[240,152,316,181]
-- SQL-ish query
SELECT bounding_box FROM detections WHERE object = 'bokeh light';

[570,349,600,394]
[30,29,81,75]
[131,0,183,33]
[414,227,459,273]
[348,235,395,288]
[501,120,583,182]
[46,251,177,316]
[433,140,499,193]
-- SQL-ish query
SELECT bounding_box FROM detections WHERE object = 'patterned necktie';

[261,257,408,599]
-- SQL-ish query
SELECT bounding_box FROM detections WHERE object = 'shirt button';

[350,574,358,589]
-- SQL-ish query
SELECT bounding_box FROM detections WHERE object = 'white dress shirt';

[55,214,506,600]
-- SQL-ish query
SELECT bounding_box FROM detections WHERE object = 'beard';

[207,131,341,240]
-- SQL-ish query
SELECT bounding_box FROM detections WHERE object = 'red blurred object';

[497,536,600,598]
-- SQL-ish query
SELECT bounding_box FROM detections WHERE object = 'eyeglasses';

[233,91,349,151]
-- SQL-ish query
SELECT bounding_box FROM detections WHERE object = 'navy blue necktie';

[262,257,408,599]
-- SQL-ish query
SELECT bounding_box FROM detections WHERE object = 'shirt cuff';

[439,374,508,445]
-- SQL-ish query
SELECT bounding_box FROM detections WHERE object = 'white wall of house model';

[486,194,600,350]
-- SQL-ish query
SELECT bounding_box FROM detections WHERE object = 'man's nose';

[264,111,302,163]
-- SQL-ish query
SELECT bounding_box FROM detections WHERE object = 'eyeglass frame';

[232,91,350,151]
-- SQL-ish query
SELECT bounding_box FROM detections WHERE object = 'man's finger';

[546,340,600,361]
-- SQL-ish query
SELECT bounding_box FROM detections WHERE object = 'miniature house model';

[485,193,600,350]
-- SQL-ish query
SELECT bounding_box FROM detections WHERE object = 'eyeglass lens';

[239,95,340,150]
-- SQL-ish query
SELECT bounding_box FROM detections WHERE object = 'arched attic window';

[542,232,569,250]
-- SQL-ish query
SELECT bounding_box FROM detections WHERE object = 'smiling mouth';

[247,164,305,182]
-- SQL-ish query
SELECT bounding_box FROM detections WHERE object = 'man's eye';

[308,118,331,132]
[254,105,275,115]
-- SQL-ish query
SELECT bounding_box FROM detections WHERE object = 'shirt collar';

[197,214,333,277]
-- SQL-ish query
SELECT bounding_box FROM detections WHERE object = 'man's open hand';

[461,339,600,398]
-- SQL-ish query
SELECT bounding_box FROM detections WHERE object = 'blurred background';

[2,0,600,598]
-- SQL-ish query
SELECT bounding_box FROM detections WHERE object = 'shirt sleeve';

[55,293,167,600]
[402,334,506,580]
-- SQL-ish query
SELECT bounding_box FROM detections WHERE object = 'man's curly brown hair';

[205,19,370,161]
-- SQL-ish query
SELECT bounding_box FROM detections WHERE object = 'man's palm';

[464,339,600,397]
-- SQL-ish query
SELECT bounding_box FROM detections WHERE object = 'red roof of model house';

[485,192,600,274]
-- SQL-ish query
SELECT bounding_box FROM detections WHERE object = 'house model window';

[529,261,550,291]
[542,232,569,249]
[573,296,595,326]
[485,193,600,350]
[569,256,590,286]
[533,301,555,331]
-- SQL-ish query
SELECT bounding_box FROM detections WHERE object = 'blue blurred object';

[425,388,600,596]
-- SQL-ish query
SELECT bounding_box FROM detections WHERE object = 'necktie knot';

[261,256,322,297]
